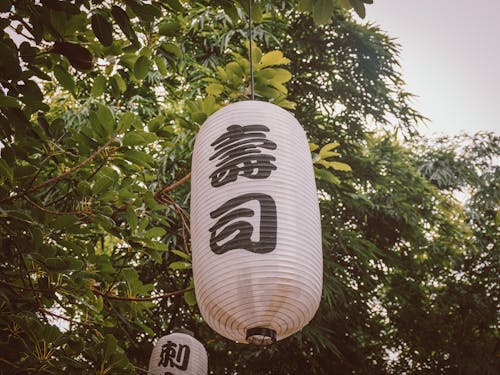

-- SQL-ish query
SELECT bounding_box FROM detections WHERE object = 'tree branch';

[91,286,193,302]
[24,195,90,216]
[154,172,191,200]
[40,308,96,328]
[2,136,116,203]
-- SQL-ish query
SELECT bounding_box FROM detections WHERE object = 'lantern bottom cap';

[246,327,277,346]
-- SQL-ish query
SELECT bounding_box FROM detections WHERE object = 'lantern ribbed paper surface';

[191,101,322,344]
[148,332,208,375]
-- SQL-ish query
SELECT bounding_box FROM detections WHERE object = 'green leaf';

[64,257,84,271]
[111,5,138,43]
[144,240,168,251]
[349,0,366,18]
[169,261,191,270]
[0,159,13,183]
[314,167,341,185]
[112,74,126,93]
[250,2,263,23]
[270,68,292,83]
[51,214,78,229]
[319,142,340,157]
[329,161,352,171]
[321,151,341,159]
[97,104,114,135]
[184,289,196,306]
[52,42,93,71]
[91,75,106,97]
[154,55,167,76]
[141,247,161,263]
[309,143,320,152]
[138,322,155,337]
[121,132,144,146]
[103,334,117,362]
[93,175,113,194]
[206,83,224,96]
[259,50,290,67]
[158,21,180,36]
[144,191,167,211]
[144,227,166,239]
[298,0,313,12]
[129,3,161,24]
[134,56,150,80]
[14,165,37,180]
[161,42,183,58]
[54,65,76,95]
[164,0,184,12]
[251,44,262,66]
[45,257,67,271]
[118,112,137,133]
[312,0,335,25]
[91,13,113,47]
[0,95,21,108]
[123,150,154,167]
[126,205,137,230]
[171,250,191,261]
[77,180,91,196]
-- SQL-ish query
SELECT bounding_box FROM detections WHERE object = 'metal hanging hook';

[248,0,255,100]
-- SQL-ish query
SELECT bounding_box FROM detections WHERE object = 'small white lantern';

[148,330,208,375]
[191,101,323,345]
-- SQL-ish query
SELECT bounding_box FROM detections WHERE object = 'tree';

[0,1,497,374]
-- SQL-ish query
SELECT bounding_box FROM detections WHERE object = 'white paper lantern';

[191,101,323,345]
[148,331,208,375]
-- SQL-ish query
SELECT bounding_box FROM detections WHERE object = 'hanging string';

[248,0,255,100]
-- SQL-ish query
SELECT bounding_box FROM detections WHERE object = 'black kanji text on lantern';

[157,341,190,371]
[209,124,277,187]
[209,193,277,254]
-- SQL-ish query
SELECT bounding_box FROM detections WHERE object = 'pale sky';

[365,0,500,137]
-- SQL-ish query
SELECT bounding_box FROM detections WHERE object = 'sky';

[364,0,500,137]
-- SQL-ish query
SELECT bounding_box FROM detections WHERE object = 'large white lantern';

[191,101,322,345]
[148,330,208,375]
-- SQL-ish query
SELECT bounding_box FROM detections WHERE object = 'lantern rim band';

[246,327,277,346]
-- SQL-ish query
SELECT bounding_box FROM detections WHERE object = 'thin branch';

[113,172,191,214]
[159,195,191,253]
[91,286,193,302]
[40,308,96,328]
[24,195,90,216]
[2,136,116,203]
[0,279,42,291]
[0,279,58,295]
[7,24,36,42]
[154,172,191,200]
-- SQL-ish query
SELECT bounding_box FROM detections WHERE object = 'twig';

[0,279,46,292]
[2,136,116,203]
[24,195,90,216]
[40,308,96,328]
[157,194,190,252]
[153,172,191,200]
[113,172,191,214]
[91,286,193,302]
